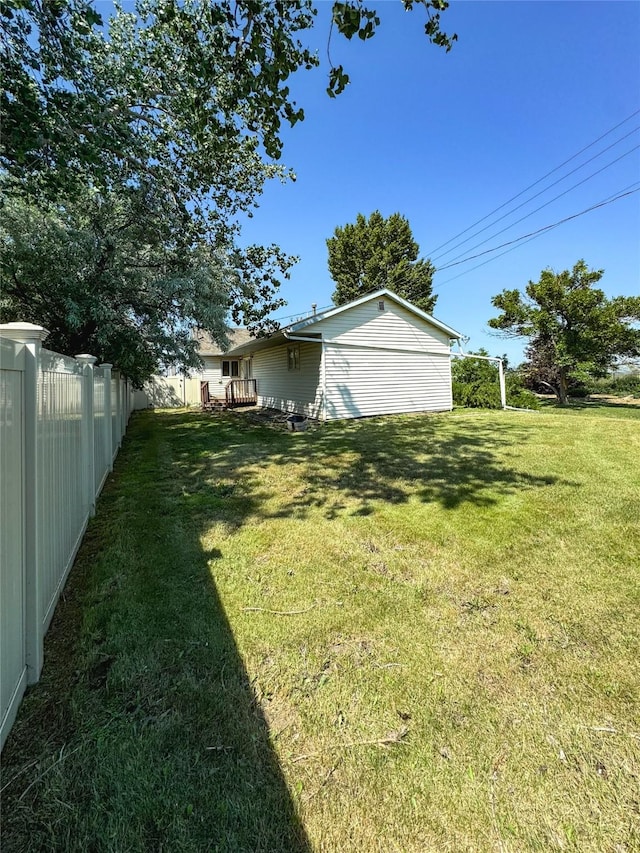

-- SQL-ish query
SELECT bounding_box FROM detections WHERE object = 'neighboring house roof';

[225,289,462,356]
[193,328,254,356]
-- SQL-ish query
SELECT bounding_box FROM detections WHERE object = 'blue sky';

[238,0,640,365]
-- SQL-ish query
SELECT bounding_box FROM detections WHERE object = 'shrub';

[587,374,640,397]
[452,352,539,410]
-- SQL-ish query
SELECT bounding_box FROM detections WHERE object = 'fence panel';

[37,351,88,631]
[93,366,108,494]
[0,325,132,751]
[111,374,119,459]
[0,339,27,749]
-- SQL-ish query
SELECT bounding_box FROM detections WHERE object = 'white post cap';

[0,322,49,343]
[76,354,98,365]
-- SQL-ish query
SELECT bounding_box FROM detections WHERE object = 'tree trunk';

[557,369,569,404]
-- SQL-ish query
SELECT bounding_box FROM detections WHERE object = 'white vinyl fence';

[0,323,133,751]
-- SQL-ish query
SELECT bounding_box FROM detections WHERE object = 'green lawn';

[2,405,639,852]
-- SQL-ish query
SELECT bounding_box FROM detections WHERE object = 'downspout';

[321,340,327,421]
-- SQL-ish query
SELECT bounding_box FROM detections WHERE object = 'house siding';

[201,355,249,397]
[313,297,454,419]
[253,342,323,418]
[324,345,452,420]
[201,356,224,395]
[309,299,452,354]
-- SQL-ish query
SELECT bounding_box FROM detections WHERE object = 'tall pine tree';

[327,211,437,314]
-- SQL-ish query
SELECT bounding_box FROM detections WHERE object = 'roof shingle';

[193,328,254,356]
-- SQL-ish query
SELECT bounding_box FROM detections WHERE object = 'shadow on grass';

[164,407,572,521]
[0,413,312,853]
[539,397,640,413]
[0,408,573,851]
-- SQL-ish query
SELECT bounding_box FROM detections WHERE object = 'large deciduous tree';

[327,211,437,313]
[0,0,455,381]
[488,260,640,403]
[0,194,292,386]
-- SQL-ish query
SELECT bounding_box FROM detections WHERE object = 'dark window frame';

[222,359,240,377]
[287,345,300,371]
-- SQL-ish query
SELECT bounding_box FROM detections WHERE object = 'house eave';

[218,288,463,356]
[289,289,463,340]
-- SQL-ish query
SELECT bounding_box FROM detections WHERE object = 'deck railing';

[225,378,257,406]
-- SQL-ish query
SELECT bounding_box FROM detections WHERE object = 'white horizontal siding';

[201,356,224,394]
[201,356,251,396]
[324,345,452,420]
[311,298,452,354]
[253,342,323,418]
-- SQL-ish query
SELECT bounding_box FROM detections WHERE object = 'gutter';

[282,331,324,344]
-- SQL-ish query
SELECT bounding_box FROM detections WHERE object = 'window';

[222,359,239,377]
[378,299,385,311]
[287,345,300,371]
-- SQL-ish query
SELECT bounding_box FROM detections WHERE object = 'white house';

[204,289,462,420]
[193,328,255,389]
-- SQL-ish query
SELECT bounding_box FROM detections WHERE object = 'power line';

[430,124,640,264]
[425,108,640,257]
[435,144,640,268]
[433,182,640,288]
[270,303,333,323]
[437,184,640,270]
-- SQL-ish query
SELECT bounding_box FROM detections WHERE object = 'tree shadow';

[1,413,311,853]
[540,397,640,413]
[165,408,574,522]
[1,407,579,850]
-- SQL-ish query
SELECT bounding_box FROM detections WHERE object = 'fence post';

[76,355,97,517]
[101,363,113,471]
[0,322,49,683]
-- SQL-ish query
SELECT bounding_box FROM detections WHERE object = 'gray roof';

[193,328,254,356]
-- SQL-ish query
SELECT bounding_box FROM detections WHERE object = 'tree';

[1,0,455,196]
[0,193,292,386]
[488,260,640,403]
[1,0,456,175]
[327,211,437,313]
[1,1,455,381]
[451,349,538,410]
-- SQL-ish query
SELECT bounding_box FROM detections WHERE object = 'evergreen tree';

[327,211,437,313]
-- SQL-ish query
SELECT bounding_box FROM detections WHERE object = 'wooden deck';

[201,379,257,410]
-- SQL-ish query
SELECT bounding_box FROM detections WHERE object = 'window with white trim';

[222,359,240,377]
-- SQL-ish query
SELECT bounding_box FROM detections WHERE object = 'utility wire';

[430,125,640,263]
[270,303,333,323]
[435,144,640,268]
[433,183,640,288]
[436,184,640,271]
[425,107,640,257]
